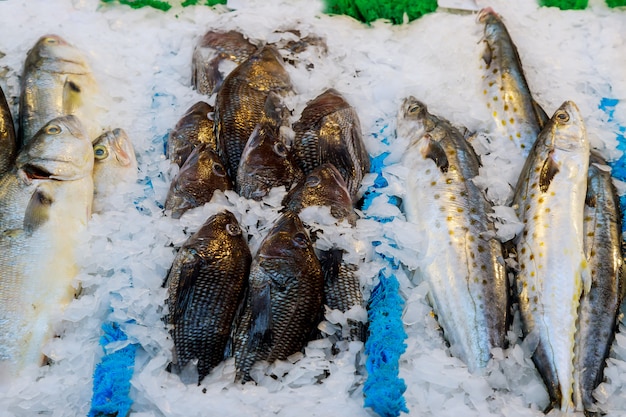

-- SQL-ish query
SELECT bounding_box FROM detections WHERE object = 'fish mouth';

[20,163,54,180]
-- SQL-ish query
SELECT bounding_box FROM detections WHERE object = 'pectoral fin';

[533,99,549,129]
[63,78,83,114]
[481,41,493,67]
[248,280,272,350]
[539,152,559,192]
[24,186,54,234]
[421,135,449,173]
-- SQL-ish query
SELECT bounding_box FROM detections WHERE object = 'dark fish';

[165,211,251,383]
[0,84,16,175]
[167,101,216,167]
[165,144,232,219]
[191,30,257,96]
[214,45,292,180]
[292,88,369,201]
[233,211,323,382]
[575,153,625,411]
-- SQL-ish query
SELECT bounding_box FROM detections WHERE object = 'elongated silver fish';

[512,101,590,412]
[165,211,250,383]
[575,153,625,411]
[215,45,292,181]
[167,101,217,168]
[191,30,257,96]
[0,84,16,175]
[0,115,94,377]
[19,34,99,146]
[478,8,548,159]
[233,211,323,382]
[292,89,369,201]
[399,97,508,372]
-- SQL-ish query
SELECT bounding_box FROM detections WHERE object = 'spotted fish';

[512,101,590,412]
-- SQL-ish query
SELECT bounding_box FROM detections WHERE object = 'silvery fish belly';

[576,153,625,412]
[512,101,590,412]
[478,8,548,160]
[19,35,99,146]
[399,97,508,372]
[0,116,94,377]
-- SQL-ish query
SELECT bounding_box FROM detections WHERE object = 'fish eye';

[45,125,62,135]
[555,110,570,123]
[226,223,241,236]
[94,145,109,160]
[45,37,58,45]
[292,232,308,248]
[273,142,287,157]
[407,103,422,114]
[305,175,321,187]
[212,162,226,177]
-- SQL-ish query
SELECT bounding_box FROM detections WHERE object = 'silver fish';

[0,115,94,377]
[512,101,590,412]
[399,97,508,372]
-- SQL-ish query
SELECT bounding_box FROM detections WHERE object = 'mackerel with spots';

[478,8,548,162]
[398,97,508,372]
[512,101,590,412]
[575,153,625,412]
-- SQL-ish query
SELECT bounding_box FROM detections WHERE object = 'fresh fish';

[165,211,251,383]
[191,30,257,96]
[233,211,323,382]
[0,84,16,175]
[0,115,94,376]
[292,88,369,201]
[214,45,292,181]
[165,144,233,219]
[167,101,217,167]
[19,34,99,146]
[399,97,508,372]
[575,153,625,411]
[92,128,137,212]
[478,8,548,158]
[512,101,590,412]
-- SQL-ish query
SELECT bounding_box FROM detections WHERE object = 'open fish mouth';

[20,163,54,180]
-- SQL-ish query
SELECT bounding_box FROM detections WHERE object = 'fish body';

[214,45,292,181]
[19,35,98,146]
[167,101,216,167]
[92,128,137,212]
[292,89,369,201]
[512,101,590,411]
[165,211,251,382]
[165,144,232,219]
[0,85,16,175]
[399,97,508,372]
[191,30,257,96]
[233,211,323,382]
[478,8,548,159]
[576,153,625,411]
[0,116,94,376]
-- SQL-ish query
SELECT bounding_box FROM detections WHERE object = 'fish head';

[547,101,588,153]
[92,128,138,194]
[258,211,314,262]
[189,210,245,248]
[245,45,292,92]
[25,34,91,75]
[16,115,94,181]
[397,96,430,141]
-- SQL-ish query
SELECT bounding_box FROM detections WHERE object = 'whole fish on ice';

[165,211,250,383]
[167,101,217,167]
[19,34,99,145]
[512,101,590,412]
[399,96,508,372]
[0,115,94,377]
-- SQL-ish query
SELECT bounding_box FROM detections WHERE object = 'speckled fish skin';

[576,153,625,411]
[214,45,292,181]
[0,116,94,377]
[478,8,548,159]
[0,85,17,175]
[399,97,508,372]
[512,101,590,412]
[233,211,323,382]
[19,34,98,146]
[167,101,217,167]
[292,88,370,201]
[191,30,258,96]
[92,128,137,212]
[165,144,232,219]
[165,211,250,383]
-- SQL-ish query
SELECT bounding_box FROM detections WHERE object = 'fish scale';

[399,97,508,372]
[512,101,590,412]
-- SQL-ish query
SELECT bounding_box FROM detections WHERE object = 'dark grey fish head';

[165,145,233,218]
[167,101,216,167]
[294,89,350,130]
[236,123,303,200]
[283,163,356,225]
[257,211,315,262]
[185,210,246,252]
[244,45,292,92]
